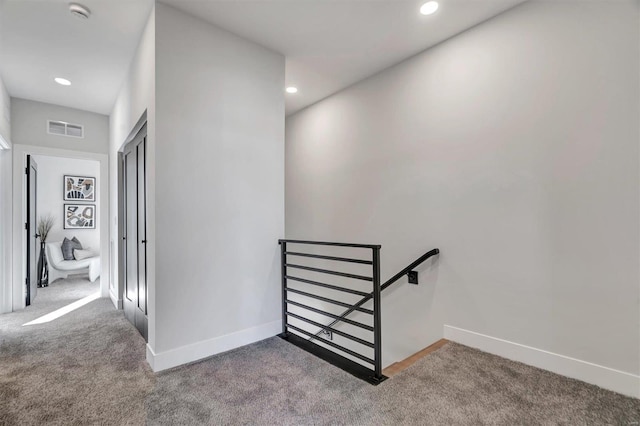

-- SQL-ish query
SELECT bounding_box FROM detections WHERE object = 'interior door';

[26,155,38,306]
[135,136,147,339]
[123,126,148,340]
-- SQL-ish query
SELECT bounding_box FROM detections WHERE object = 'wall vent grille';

[47,120,84,138]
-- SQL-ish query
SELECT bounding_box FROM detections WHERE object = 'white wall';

[0,76,12,313]
[0,77,10,145]
[32,155,100,252]
[11,98,108,154]
[109,6,155,316]
[151,3,284,370]
[285,0,639,395]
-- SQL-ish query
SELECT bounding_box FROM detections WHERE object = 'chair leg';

[89,259,100,282]
[49,268,68,283]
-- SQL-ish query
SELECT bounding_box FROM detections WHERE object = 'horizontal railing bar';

[279,239,381,249]
[286,299,374,331]
[286,311,374,348]
[286,263,373,282]
[285,251,373,265]
[285,288,374,315]
[285,275,370,297]
[286,324,375,365]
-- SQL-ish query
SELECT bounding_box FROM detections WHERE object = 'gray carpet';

[1,280,639,425]
[0,277,155,425]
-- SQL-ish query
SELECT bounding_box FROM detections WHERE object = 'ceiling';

[162,0,527,116]
[0,0,154,115]
[0,0,526,117]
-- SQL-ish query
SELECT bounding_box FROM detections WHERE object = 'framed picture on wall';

[64,204,96,229]
[64,175,95,201]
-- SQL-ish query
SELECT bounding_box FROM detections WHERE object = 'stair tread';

[383,339,449,377]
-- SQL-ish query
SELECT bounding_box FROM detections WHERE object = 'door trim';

[10,144,109,311]
[25,155,37,306]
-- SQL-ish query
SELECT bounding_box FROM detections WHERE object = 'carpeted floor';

[1,279,639,425]
[0,277,155,425]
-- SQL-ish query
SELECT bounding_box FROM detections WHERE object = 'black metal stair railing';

[278,239,383,384]
[277,239,440,385]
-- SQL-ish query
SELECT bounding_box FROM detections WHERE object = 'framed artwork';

[64,175,95,201]
[64,204,96,229]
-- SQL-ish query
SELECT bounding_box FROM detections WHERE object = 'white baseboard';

[147,320,282,372]
[444,325,640,398]
[108,289,122,310]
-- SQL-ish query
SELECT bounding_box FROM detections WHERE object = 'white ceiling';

[162,0,527,116]
[0,0,526,117]
[0,0,154,115]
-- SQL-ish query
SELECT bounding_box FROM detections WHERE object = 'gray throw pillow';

[61,237,83,260]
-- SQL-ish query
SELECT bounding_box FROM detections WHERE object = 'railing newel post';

[372,246,382,381]
[280,240,288,336]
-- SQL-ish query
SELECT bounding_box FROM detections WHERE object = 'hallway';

[1,0,638,410]
[1,279,639,425]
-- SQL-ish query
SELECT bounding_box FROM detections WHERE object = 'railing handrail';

[310,248,440,340]
[381,248,440,291]
[279,239,381,249]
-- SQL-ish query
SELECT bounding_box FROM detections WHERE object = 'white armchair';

[45,241,100,283]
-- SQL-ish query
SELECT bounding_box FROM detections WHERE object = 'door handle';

[141,240,147,244]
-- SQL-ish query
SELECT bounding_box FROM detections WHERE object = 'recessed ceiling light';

[54,77,71,86]
[420,1,439,15]
[69,3,91,20]
[286,87,298,94]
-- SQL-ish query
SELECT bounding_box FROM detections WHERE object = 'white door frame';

[11,144,109,310]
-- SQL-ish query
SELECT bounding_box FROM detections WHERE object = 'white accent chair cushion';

[46,241,100,283]
[74,249,98,260]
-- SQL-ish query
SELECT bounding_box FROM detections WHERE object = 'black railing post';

[280,241,288,336]
[372,246,382,381]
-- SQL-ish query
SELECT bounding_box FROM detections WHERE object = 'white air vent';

[47,120,84,138]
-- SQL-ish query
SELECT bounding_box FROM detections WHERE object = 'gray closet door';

[123,126,147,340]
